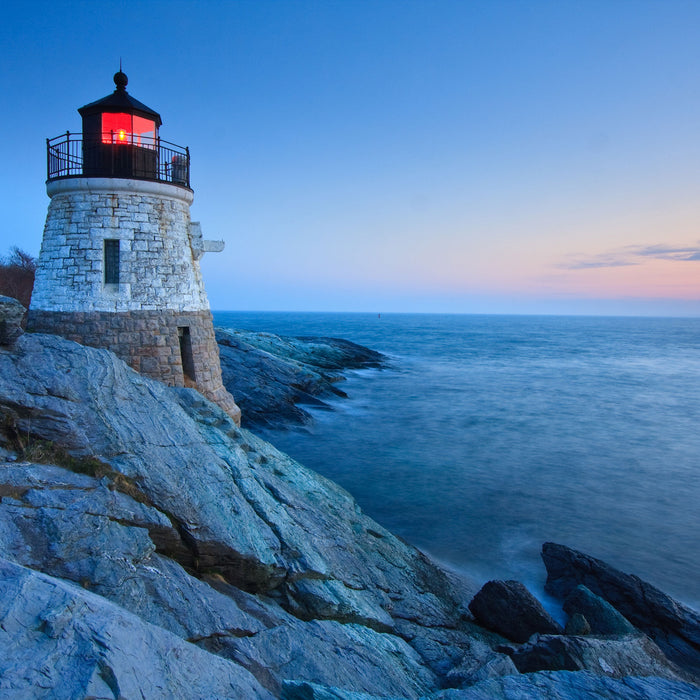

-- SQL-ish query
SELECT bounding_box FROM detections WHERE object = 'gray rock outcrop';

[216,328,383,428]
[0,331,495,696]
[510,633,689,681]
[542,541,700,678]
[0,558,273,699]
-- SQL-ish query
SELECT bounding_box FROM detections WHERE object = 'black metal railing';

[47,132,191,188]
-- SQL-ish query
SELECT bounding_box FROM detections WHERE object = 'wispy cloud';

[559,242,700,270]
[563,255,638,270]
[634,244,700,261]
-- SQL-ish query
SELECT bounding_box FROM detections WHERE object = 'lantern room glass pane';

[133,115,156,147]
[102,113,131,145]
[101,113,156,148]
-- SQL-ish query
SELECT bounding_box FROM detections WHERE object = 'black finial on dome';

[114,68,128,91]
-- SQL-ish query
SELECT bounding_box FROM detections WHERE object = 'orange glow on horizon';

[528,257,700,301]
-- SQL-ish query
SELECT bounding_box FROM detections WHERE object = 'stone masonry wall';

[27,308,240,425]
[29,178,240,424]
[31,179,209,313]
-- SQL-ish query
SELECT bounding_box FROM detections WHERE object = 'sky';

[3,0,700,315]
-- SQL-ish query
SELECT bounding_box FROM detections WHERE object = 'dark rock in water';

[564,585,636,636]
[468,579,563,643]
[510,633,689,683]
[542,542,700,679]
[0,295,25,346]
[216,328,384,429]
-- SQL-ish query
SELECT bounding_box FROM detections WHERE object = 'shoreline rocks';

[0,330,698,697]
[0,331,481,696]
[215,328,384,429]
[542,541,700,678]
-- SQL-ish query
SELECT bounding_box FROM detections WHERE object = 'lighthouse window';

[104,239,120,285]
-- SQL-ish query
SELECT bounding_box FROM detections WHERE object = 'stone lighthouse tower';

[28,71,240,424]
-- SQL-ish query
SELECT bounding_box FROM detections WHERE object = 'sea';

[213,311,700,612]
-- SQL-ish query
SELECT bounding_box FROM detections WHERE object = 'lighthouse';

[28,71,241,424]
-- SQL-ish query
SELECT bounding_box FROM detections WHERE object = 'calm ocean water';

[214,312,700,610]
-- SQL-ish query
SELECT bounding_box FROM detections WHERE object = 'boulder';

[468,579,563,643]
[0,295,25,345]
[542,542,700,678]
[564,584,636,636]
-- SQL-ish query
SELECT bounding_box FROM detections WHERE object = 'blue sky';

[3,0,700,314]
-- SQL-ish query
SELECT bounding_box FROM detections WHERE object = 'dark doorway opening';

[178,326,196,384]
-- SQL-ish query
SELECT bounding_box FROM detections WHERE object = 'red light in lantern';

[101,113,157,146]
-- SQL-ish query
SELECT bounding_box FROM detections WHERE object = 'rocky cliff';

[216,328,384,429]
[0,299,698,699]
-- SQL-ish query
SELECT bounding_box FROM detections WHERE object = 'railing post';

[186,146,190,187]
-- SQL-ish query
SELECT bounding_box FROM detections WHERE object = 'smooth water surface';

[215,312,700,608]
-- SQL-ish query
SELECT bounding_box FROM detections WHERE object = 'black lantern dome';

[78,71,163,131]
[46,72,190,188]
[78,71,162,179]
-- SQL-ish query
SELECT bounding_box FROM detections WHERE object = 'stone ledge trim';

[46,177,194,205]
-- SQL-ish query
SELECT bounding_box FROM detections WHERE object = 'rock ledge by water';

[216,327,384,428]
[0,317,698,698]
